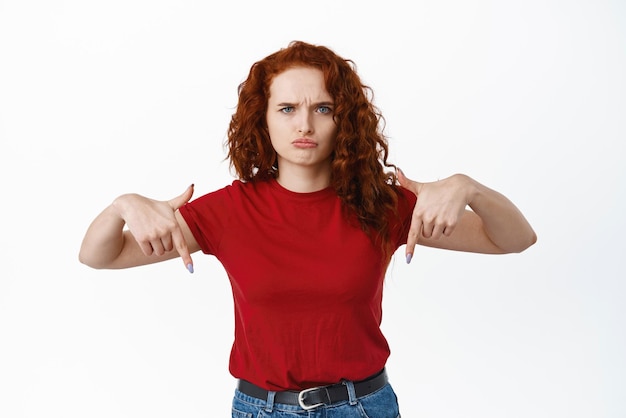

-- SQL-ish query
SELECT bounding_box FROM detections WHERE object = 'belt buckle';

[297,386,325,411]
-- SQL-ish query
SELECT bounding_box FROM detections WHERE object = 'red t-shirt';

[179,179,415,390]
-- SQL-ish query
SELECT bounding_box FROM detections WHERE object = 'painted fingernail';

[406,253,413,264]
[186,263,194,274]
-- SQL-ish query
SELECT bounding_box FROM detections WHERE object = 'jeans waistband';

[237,369,388,411]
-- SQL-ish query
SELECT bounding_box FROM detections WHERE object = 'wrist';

[451,173,478,206]
[111,193,138,219]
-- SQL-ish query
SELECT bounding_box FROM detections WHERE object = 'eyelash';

[280,106,333,114]
[318,106,332,114]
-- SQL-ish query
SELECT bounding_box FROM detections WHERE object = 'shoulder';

[189,179,277,208]
[397,185,416,202]
[226,179,275,198]
[395,185,417,213]
[194,179,265,198]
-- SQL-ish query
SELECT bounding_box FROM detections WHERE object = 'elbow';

[78,253,96,269]
[78,250,106,270]
[78,250,88,267]
[507,230,538,254]
[522,229,538,252]
[529,230,538,248]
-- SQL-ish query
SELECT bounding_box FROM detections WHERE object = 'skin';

[397,169,537,261]
[266,67,338,193]
[78,66,536,273]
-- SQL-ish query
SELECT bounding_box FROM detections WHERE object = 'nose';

[297,112,313,135]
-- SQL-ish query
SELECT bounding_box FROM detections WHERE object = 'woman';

[79,41,536,417]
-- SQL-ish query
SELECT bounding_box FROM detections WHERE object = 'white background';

[1,0,624,417]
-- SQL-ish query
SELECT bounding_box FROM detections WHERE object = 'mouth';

[292,138,317,148]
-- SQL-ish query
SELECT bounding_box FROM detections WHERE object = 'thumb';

[168,184,194,210]
[168,184,195,274]
[397,168,421,194]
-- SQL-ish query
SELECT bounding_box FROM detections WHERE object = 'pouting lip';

[292,138,316,144]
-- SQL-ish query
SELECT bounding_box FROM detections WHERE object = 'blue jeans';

[231,381,401,417]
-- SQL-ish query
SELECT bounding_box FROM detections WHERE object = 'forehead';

[268,67,331,101]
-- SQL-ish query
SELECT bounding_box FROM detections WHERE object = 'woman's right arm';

[78,185,199,272]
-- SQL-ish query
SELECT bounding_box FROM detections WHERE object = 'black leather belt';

[237,369,388,411]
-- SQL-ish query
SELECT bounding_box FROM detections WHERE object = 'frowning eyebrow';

[274,101,334,107]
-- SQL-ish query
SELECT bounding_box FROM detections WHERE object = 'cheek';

[318,117,337,135]
[326,125,339,145]
[266,117,282,142]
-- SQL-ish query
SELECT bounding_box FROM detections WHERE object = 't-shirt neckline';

[268,178,336,201]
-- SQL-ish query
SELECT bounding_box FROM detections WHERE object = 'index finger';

[405,217,422,264]
[171,226,194,273]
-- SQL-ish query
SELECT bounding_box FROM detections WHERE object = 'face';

[266,66,337,175]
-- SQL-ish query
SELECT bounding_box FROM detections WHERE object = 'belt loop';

[264,390,276,412]
[343,380,358,406]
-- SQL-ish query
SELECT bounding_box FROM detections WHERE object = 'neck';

[275,163,332,193]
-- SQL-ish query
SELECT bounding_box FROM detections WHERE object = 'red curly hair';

[227,41,405,255]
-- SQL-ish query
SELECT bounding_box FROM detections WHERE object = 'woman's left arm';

[397,169,537,261]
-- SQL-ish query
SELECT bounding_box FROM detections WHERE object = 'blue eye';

[318,106,332,114]
[280,106,294,113]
